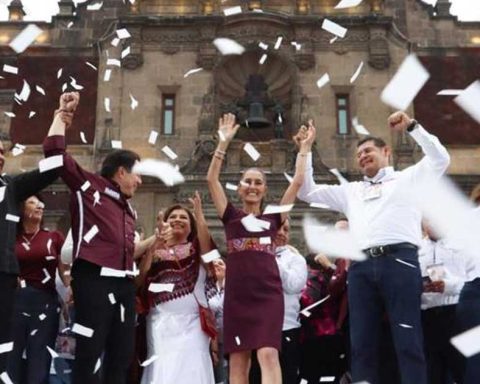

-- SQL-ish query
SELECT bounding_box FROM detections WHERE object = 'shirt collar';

[363,166,395,183]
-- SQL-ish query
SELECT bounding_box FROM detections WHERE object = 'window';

[336,94,350,135]
[161,94,176,135]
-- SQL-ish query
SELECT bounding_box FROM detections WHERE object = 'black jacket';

[0,169,58,275]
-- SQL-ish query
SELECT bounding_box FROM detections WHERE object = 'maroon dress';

[222,202,284,353]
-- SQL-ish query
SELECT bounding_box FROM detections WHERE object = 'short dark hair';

[357,136,387,148]
[163,204,198,242]
[100,150,140,179]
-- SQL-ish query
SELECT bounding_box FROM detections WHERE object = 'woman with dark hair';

[206,113,308,384]
[140,192,216,384]
[7,195,70,383]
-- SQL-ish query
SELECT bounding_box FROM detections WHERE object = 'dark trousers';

[0,273,18,374]
[299,334,347,384]
[7,286,60,384]
[71,260,136,384]
[250,328,301,384]
[456,278,480,384]
[421,305,458,384]
[348,248,427,384]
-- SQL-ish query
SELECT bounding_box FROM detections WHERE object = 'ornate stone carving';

[294,52,315,70]
[368,28,390,69]
[122,52,144,69]
[198,86,216,134]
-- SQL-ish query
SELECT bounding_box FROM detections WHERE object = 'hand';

[160,223,175,247]
[293,125,308,150]
[65,286,74,305]
[314,253,334,269]
[424,280,445,293]
[212,259,226,283]
[58,111,74,128]
[59,92,80,112]
[188,191,203,221]
[210,338,219,366]
[388,111,412,132]
[293,120,316,152]
[218,113,240,144]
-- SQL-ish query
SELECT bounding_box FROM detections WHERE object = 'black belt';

[363,242,418,258]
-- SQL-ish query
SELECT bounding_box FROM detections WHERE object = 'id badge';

[426,263,445,281]
[363,184,382,201]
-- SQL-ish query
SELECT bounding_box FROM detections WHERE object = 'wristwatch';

[407,119,418,132]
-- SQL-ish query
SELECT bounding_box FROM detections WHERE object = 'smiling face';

[114,163,142,199]
[23,196,44,223]
[275,219,290,246]
[237,169,267,207]
[166,208,192,242]
[356,140,390,178]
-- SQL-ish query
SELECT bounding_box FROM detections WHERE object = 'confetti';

[398,323,413,329]
[291,41,302,51]
[21,243,30,251]
[85,61,98,71]
[83,225,99,243]
[201,249,222,263]
[104,97,111,113]
[9,24,42,54]
[322,19,347,38]
[129,93,138,110]
[284,172,293,183]
[223,6,242,16]
[0,342,13,354]
[107,58,121,67]
[80,181,91,192]
[0,372,14,384]
[148,130,158,145]
[4,112,15,118]
[39,313,47,321]
[3,64,18,75]
[67,21,74,29]
[103,69,112,82]
[161,145,178,160]
[258,42,268,50]
[235,336,241,345]
[57,68,63,79]
[141,355,159,367]
[80,132,88,144]
[335,0,363,8]
[263,204,294,214]
[320,377,336,382]
[36,85,46,95]
[100,267,127,278]
[108,293,116,304]
[29,111,36,119]
[183,68,203,78]
[241,214,271,232]
[225,182,238,191]
[133,159,185,187]
[380,54,429,111]
[316,73,330,89]
[120,304,125,322]
[454,80,480,124]
[300,294,331,317]
[274,36,283,50]
[39,155,63,173]
[451,324,480,357]
[329,168,348,184]
[259,237,271,245]
[437,89,462,96]
[46,346,58,359]
[87,1,103,11]
[69,76,84,90]
[259,54,268,65]
[5,214,20,223]
[111,37,120,47]
[72,323,94,338]
[352,117,370,135]
[0,187,5,203]
[116,28,131,39]
[93,190,101,206]
[94,358,102,374]
[121,46,131,59]
[350,61,364,83]
[41,268,51,284]
[243,143,260,161]
[16,80,31,102]
[213,38,245,56]
[148,283,175,293]
[330,36,338,44]
[310,202,331,209]
[395,258,416,269]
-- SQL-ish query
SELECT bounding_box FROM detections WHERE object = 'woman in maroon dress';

[207,113,310,384]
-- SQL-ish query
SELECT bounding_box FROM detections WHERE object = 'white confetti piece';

[120,304,125,323]
[70,76,84,90]
[243,143,260,161]
[107,58,121,67]
[39,313,47,321]
[148,130,158,145]
[223,6,242,16]
[36,85,45,95]
[322,19,347,38]
[93,190,101,206]
[121,46,131,59]
[104,97,111,113]
[30,329,38,336]
[300,295,331,317]
[41,268,51,284]
[225,182,238,191]
[72,323,94,338]
[395,258,416,269]
[16,80,31,102]
[241,214,271,233]
[213,38,245,56]
[148,283,175,293]
[258,42,268,50]
[283,172,293,183]
[161,145,178,160]
[5,214,20,223]
[103,69,112,82]
[21,242,30,251]
[274,36,283,50]
[83,225,99,243]
[310,202,331,209]
[0,186,5,203]
[4,112,15,118]
[352,117,370,135]
[45,256,55,261]
[129,93,138,110]
[316,73,330,89]
[454,80,480,124]
[451,324,480,357]
[28,111,36,119]
[9,24,43,54]
[437,89,462,96]
[11,144,24,156]
[141,355,159,367]
[259,54,268,65]
[108,293,116,304]
[100,267,127,278]
[0,342,13,354]
[335,0,363,8]
[398,323,413,329]
[263,204,294,215]
[80,181,91,192]
[259,237,271,245]
[183,68,203,78]
[235,336,241,345]
[299,379,308,384]
[67,21,74,28]
[87,1,103,11]
[0,372,14,384]
[330,36,338,44]
[3,64,18,75]
[111,37,120,47]
[57,68,63,79]
[380,54,430,111]
[133,159,185,187]
[320,377,336,383]
[303,216,365,261]
[350,61,364,83]
[201,249,222,263]
[94,358,101,374]
[39,155,63,173]
[85,61,97,71]
[291,41,302,51]
[80,131,88,144]
[116,28,131,39]
[62,83,68,92]
[19,280,26,288]
[47,346,58,359]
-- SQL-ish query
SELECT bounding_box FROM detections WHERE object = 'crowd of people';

[0,91,479,384]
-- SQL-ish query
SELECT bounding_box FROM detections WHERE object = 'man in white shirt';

[294,111,450,384]
[419,223,468,384]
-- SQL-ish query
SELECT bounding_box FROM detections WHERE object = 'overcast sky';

[0,0,479,21]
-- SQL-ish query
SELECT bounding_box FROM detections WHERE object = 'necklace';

[22,228,40,245]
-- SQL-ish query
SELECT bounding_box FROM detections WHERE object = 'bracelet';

[298,152,309,157]
[213,154,224,160]
[215,149,227,155]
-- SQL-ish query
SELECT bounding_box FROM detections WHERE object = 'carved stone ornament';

[368,35,390,70]
[122,52,144,69]
[294,52,315,70]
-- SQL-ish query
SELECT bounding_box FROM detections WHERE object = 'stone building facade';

[0,0,479,250]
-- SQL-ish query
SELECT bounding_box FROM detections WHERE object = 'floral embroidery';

[227,237,276,255]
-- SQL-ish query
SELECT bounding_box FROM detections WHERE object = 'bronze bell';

[241,75,271,129]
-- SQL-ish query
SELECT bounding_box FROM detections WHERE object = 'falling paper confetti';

[148,283,175,293]
[39,155,63,173]
[100,267,127,278]
[201,249,222,263]
[184,68,203,78]
[243,143,260,161]
[36,85,46,95]
[129,93,138,110]
[57,68,63,79]
[322,19,347,38]
[121,46,131,59]
[259,54,268,65]
[116,28,131,39]
[223,6,242,16]
[263,204,294,215]
[108,293,116,304]
[352,117,370,135]
[274,36,283,50]
[111,140,122,149]
[380,54,430,111]
[29,111,36,119]
[4,112,15,118]
[111,37,120,47]
[3,64,18,75]
[16,80,31,102]
[161,145,178,160]
[103,69,112,82]
[226,182,238,191]
[0,187,5,203]
[104,97,111,112]
[70,77,84,90]
[241,214,271,233]
[107,58,121,67]
[350,61,364,83]
[9,24,43,54]
[300,294,331,317]
[148,130,158,145]
[80,132,88,144]
[451,324,480,357]
[0,342,13,354]
[141,355,159,367]
[258,42,268,50]
[453,80,480,124]
[72,323,94,338]
[335,0,363,8]
[330,36,338,44]
[87,1,103,11]
[83,225,99,243]
[316,73,330,89]
[85,61,98,71]
[133,159,185,187]
[213,38,245,56]
[0,372,14,384]
[437,89,462,96]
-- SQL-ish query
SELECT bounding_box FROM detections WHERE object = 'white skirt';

[141,293,215,384]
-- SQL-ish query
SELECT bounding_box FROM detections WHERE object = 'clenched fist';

[388,111,413,132]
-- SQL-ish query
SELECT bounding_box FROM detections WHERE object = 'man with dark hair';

[0,141,59,374]
[294,111,450,384]
[43,92,153,384]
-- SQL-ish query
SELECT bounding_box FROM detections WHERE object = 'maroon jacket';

[43,135,136,272]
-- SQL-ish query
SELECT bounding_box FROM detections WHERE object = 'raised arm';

[47,92,79,137]
[190,191,213,255]
[206,113,239,218]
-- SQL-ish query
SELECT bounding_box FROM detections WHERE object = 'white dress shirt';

[419,237,468,310]
[276,245,308,331]
[297,125,450,250]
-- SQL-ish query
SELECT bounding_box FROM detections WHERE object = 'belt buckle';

[369,246,385,257]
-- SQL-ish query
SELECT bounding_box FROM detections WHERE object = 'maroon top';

[16,229,65,293]
[300,259,348,341]
[43,135,136,272]
[221,202,284,353]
